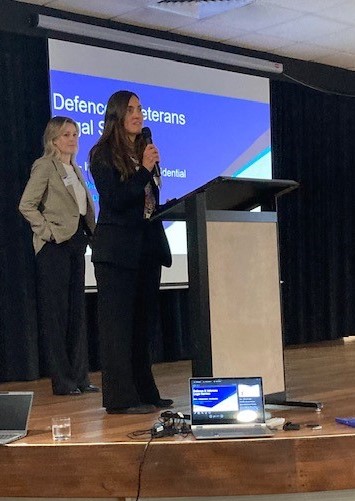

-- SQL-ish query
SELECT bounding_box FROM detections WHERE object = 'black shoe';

[106,404,156,414]
[53,388,81,396]
[154,398,174,408]
[145,398,173,408]
[69,388,82,395]
[79,384,100,393]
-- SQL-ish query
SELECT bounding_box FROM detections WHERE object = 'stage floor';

[1,339,355,497]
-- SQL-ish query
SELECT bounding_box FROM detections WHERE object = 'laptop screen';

[0,392,33,431]
[190,377,265,425]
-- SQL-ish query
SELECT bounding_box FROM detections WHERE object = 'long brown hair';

[89,90,145,180]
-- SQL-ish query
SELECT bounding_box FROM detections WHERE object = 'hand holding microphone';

[142,144,159,173]
[142,127,161,177]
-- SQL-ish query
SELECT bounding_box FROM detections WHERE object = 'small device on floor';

[335,417,355,427]
[266,417,285,430]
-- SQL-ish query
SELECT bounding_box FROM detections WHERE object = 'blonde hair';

[41,116,79,162]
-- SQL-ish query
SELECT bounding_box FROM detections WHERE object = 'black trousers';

[36,225,90,394]
[94,256,162,410]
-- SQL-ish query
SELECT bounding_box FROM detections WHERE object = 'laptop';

[189,376,273,440]
[0,391,33,444]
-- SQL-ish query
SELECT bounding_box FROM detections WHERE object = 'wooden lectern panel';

[206,220,284,395]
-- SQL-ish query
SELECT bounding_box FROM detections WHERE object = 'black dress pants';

[36,226,89,394]
[94,256,162,410]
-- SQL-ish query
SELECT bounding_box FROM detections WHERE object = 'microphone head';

[141,126,152,143]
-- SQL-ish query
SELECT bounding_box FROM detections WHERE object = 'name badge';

[63,177,73,187]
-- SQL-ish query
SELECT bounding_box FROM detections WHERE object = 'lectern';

[155,176,298,400]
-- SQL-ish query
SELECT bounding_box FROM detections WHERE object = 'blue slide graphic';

[50,70,271,218]
[192,385,237,409]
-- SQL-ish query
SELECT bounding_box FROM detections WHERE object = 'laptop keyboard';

[195,426,272,439]
[0,434,20,441]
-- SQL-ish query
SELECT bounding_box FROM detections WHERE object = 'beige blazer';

[19,157,96,254]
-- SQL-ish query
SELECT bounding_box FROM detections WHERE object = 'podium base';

[265,391,323,411]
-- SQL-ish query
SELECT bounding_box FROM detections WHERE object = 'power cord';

[135,436,153,501]
[127,411,192,501]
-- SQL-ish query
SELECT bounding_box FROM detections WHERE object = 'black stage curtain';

[0,32,50,381]
[271,80,355,344]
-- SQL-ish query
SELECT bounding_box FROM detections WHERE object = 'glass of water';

[51,417,71,441]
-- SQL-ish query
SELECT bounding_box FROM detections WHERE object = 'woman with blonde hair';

[19,116,99,395]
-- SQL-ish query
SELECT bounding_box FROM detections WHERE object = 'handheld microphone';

[141,126,161,177]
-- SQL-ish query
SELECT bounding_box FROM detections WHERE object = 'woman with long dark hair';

[90,91,173,414]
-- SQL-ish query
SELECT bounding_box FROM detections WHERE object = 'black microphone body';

[141,126,161,177]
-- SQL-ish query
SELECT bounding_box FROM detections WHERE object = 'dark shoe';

[155,398,174,408]
[53,388,81,396]
[106,404,156,414]
[79,384,100,393]
[69,388,82,395]
[149,398,174,408]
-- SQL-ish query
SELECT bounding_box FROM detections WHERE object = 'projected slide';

[50,70,270,216]
[48,39,271,286]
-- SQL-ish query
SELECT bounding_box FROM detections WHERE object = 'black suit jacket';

[90,153,172,269]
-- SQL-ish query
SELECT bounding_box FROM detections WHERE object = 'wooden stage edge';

[2,339,355,498]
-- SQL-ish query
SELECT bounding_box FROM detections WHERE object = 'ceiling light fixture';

[35,14,283,74]
[150,0,256,19]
